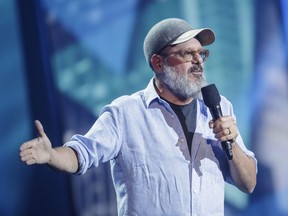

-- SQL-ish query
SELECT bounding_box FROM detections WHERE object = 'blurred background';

[1,0,287,215]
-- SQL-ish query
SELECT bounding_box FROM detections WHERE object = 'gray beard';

[160,64,207,100]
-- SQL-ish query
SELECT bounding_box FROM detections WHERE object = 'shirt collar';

[143,78,162,107]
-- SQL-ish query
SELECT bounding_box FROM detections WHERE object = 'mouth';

[189,64,203,75]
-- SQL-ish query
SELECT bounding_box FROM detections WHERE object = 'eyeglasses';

[161,49,210,62]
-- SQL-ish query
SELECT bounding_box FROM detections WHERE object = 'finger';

[26,158,36,165]
[35,120,45,137]
[213,116,235,133]
[20,150,35,163]
[20,142,31,151]
[19,138,37,151]
[21,153,33,163]
[215,127,238,142]
[20,149,30,158]
[20,147,34,158]
[225,128,231,136]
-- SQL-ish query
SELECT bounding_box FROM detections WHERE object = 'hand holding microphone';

[208,116,239,147]
[201,84,239,160]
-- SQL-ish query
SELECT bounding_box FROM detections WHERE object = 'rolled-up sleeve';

[64,106,123,175]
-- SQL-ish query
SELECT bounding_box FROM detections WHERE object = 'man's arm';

[228,142,257,193]
[19,120,79,173]
[209,116,257,194]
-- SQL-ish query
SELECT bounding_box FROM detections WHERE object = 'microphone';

[201,84,233,160]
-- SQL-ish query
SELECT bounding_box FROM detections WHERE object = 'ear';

[151,54,164,72]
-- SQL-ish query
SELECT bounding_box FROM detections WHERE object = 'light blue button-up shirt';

[65,78,256,216]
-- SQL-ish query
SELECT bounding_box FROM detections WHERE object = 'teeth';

[191,69,203,73]
[190,65,203,73]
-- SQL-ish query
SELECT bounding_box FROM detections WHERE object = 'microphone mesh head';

[201,84,221,107]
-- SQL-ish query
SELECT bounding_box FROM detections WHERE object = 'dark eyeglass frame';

[160,49,210,62]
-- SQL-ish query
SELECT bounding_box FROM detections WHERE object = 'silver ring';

[227,128,231,135]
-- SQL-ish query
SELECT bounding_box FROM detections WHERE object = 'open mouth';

[190,64,203,73]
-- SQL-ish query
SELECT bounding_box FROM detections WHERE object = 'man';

[20,18,257,215]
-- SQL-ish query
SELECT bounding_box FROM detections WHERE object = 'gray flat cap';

[143,18,215,68]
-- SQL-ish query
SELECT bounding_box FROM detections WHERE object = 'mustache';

[189,64,203,73]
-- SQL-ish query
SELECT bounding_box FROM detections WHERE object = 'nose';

[191,53,204,64]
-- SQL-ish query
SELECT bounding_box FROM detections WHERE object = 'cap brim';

[171,28,215,46]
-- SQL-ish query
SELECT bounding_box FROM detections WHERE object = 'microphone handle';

[209,105,233,160]
[221,141,233,160]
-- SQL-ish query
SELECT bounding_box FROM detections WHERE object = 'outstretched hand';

[20,120,52,165]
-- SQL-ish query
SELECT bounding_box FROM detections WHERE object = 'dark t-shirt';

[166,99,197,153]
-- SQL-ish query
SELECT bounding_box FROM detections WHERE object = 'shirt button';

[171,115,174,119]
[180,138,185,142]
[193,189,198,193]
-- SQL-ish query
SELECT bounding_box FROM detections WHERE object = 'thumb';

[34,120,46,137]
[209,120,215,129]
